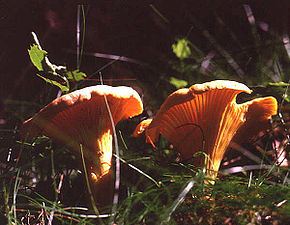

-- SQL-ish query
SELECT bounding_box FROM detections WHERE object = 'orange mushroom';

[232,96,278,144]
[21,85,143,205]
[144,80,278,179]
[133,118,152,137]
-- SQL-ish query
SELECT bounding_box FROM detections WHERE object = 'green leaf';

[169,77,188,89]
[37,74,69,92]
[268,82,289,87]
[67,70,87,81]
[172,39,191,59]
[28,44,47,71]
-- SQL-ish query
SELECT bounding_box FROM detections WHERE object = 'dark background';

[1,0,289,120]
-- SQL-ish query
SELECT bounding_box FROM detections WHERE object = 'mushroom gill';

[144,80,278,179]
[21,85,143,204]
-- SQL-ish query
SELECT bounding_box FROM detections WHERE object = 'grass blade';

[99,73,120,224]
[161,178,196,224]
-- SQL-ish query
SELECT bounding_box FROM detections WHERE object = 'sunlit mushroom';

[144,80,278,179]
[232,96,278,144]
[133,118,152,137]
[21,85,143,204]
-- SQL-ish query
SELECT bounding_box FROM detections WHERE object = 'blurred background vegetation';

[0,0,289,224]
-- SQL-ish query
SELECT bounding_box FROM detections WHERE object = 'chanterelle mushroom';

[144,80,277,179]
[133,118,153,138]
[21,85,143,204]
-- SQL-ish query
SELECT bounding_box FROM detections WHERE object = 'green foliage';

[28,32,87,92]
[67,70,87,81]
[169,77,188,89]
[28,44,47,71]
[36,74,69,92]
[167,15,290,99]
[268,82,289,87]
[172,39,192,60]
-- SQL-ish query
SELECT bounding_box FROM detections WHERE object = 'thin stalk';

[79,5,86,68]
[118,130,161,187]
[282,34,290,58]
[149,4,169,23]
[76,5,86,69]
[79,144,102,221]
[161,178,196,224]
[283,171,289,186]
[76,5,81,69]
[248,171,253,188]
[12,169,21,224]
[118,130,128,150]
[113,153,161,188]
[88,59,119,80]
[48,149,56,225]
[99,73,120,224]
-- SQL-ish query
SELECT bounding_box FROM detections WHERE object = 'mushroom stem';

[206,100,247,178]
[20,85,144,207]
[83,130,114,208]
[90,129,113,182]
[86,129,117,208]
[143,80,278,181]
